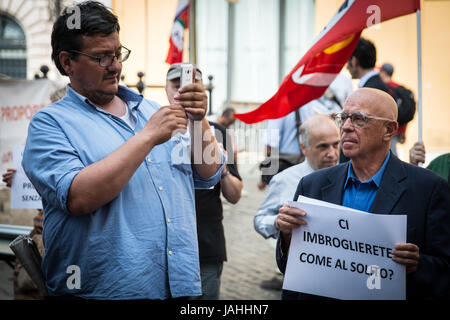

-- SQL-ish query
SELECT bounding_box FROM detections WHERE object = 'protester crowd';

[1,1,449,301]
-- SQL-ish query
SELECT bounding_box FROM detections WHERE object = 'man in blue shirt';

[276,88,449,299]
[22,1,224,299]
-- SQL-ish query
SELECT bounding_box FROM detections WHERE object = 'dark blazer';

[277,155,450,299]
[364,73,389,93]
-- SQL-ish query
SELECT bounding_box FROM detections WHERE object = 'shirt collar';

[65,84,143,113]
[358,70,379,88]
[344,151,391,188]
[303,158,315,174]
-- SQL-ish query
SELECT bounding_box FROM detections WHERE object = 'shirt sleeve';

[254,174,283,239]
[22,111,84,214]
[276,175,305,274]
[265,119,281,148]
[192,150,226,189]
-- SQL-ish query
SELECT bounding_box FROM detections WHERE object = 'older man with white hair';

[254,114,340,239]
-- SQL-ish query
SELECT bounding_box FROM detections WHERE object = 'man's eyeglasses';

[69,46,131,67]
[332,111,394,128]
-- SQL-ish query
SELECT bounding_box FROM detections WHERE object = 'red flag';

[234,0,420,124]
[165,0,190,64]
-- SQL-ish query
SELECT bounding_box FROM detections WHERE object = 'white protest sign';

[283,196,406,300]
[0,79,60,181]
[10,145,43,210]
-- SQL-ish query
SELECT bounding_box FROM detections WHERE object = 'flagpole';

[189,0,197,64]
[416,9,422,142]
[226,0,236,110]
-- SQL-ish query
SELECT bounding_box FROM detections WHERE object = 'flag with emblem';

[165,0,190,64]
[234,0,420,124]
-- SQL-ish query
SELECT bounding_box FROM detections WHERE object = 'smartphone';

[180,64,196,88]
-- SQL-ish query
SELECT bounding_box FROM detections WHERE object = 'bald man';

[276,88,450,300]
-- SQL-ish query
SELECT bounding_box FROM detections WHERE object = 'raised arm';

[67,105,188,214]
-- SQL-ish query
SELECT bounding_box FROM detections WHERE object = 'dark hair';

[51,1,120,76]
[222,108,235,118]
[351,38,376,69]
[381,63,394,77]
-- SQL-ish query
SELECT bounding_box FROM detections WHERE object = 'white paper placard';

[10,145,43,210]
[282,196,406,300]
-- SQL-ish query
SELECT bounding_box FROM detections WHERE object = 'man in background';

[166,63,243,300]
[347,38,388,93]
[379,62,416,156]
[255,114,340,239]
[254,114,340,291]
[216,108,236,129]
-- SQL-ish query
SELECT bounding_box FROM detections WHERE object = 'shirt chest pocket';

[170,133,192,175]
[150,133,192,175]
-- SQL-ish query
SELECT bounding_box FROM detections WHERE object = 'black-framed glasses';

[69,46,131,67]
[332,111,393,128]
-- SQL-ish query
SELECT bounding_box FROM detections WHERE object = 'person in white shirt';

[254,114,340,239]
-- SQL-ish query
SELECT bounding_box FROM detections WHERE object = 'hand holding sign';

[392,243,420,274]
[276,203,307,247]
[2,168,16,187]
[283,196,407,300]
[10,146,42,210]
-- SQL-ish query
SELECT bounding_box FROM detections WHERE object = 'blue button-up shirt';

[266,111,302,155]
[22,85,224,299]
[342,152,391,212]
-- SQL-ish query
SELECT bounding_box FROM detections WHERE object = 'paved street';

[0,169,283,300]
[220,173,282,300]
[0,261,13,300]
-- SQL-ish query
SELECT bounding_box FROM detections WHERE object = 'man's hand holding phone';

[173,64,207,121]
